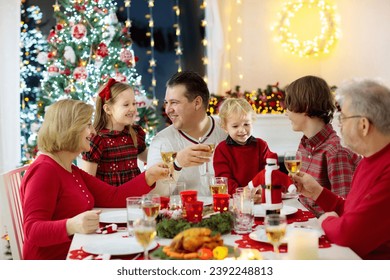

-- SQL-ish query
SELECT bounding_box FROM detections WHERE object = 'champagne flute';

[264,214,287,257]
[160,143,177,180]
[133,219,157,260]
[284,151,302,175]
[199,137,215,177]
[141,194,161,220]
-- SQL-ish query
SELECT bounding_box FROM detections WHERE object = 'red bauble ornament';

[61,68,71,76]
[71,23,87,40]
[96,42,108,58]
[73,66,88,81]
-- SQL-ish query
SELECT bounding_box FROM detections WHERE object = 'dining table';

[66,197,361,260]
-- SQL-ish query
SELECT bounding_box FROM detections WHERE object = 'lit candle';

[287,229,319,260]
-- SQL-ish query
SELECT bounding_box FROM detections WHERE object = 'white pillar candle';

[287,229,319,260]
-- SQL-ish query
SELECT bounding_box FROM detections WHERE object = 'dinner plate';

[253,205,298,217]
[99,210,127,224]
[282,193,299,200]
[83,237,158,256]
[249,225,322,244]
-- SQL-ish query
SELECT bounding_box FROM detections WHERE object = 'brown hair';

[285,75,336,124]
[166,71,210,110]
[94,80,138,147]
[38,99,94,153]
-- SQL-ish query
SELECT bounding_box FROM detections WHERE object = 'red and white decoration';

[96,42,109,58]
[47,64,60,76]
[120,48,135,66]
[71,23,87,40]
[73,66,88,81]
[114,72,127,82]
[248,152,295,210]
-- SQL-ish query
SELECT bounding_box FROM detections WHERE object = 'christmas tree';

[20,1,48,164]
[38,0,159,144]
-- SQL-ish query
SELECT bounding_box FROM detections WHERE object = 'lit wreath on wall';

[272,0,341,57]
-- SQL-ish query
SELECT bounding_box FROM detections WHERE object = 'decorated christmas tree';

[37,0,159,144]
[20,1,48,164]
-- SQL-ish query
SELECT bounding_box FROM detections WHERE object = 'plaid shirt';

[82,125,146,186]
[298,124,361,216]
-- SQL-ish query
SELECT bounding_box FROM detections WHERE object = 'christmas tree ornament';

[120,48,135,66]
[71,23,87,40]
[63,46,76,64]
[73,66,88,81]
[47,64,60,76]
[96,42,108,57]
[37,51,48,65]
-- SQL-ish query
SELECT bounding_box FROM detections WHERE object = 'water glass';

[126,197,143,237]
[169,181,186,210]
[232,192,254,234]
[288,229,319,259]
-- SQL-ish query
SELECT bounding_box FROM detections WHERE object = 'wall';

[209,0,390,94]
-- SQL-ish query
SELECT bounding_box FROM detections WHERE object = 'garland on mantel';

[208,83,287,115]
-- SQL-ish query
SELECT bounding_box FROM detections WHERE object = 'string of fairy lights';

[172,0,182,72]
[146,0,157,101]
[200,0,208,82]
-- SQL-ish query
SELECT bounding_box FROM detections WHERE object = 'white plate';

[249,228,288,244]
[99,210,127,224]
[253,205,298,217]
[282,193,299,200]
[198,196,213,206]
[249,225,322,244]
[83,237,158,256]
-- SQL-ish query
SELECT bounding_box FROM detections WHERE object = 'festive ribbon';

[99,78,117,101]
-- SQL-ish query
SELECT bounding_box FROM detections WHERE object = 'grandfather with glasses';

[292,78,390,259]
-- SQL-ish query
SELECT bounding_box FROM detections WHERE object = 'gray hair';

[336,78,390,134]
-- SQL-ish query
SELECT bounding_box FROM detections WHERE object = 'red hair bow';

[99,78,117,101]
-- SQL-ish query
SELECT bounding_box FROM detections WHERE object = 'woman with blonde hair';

[21,99,168,259]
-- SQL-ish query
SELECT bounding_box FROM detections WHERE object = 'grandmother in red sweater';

[292,78,390,260]
[20,99,169,260]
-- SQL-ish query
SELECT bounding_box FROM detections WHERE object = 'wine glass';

[264,214,287,257]
[160,143,177,180]
[284,151,302,175]
[141,194,161,220]
[133,218,157,260]
[199,137,215,177]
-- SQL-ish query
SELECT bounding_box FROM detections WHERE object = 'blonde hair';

[218,98,256,128]
[94,81,138,147]
[38,99,94,153]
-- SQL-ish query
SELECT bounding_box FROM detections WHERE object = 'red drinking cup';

[160,196,170,209]
[213,193,230,212]
[184,201,204,223]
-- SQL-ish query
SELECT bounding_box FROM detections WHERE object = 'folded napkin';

[68,249,111,260]
[96,223,118,234]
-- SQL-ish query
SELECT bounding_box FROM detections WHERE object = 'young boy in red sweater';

[213,98,273,195]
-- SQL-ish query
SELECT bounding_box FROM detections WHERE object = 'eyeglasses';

[338,114,363,123]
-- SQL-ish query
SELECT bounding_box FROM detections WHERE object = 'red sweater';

[317,143,390,259]
[20,155,152,260]
[213,137,271,194]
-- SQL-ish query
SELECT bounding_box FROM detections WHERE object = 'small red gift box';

[185,200,203,223]
[213,193,230,212]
